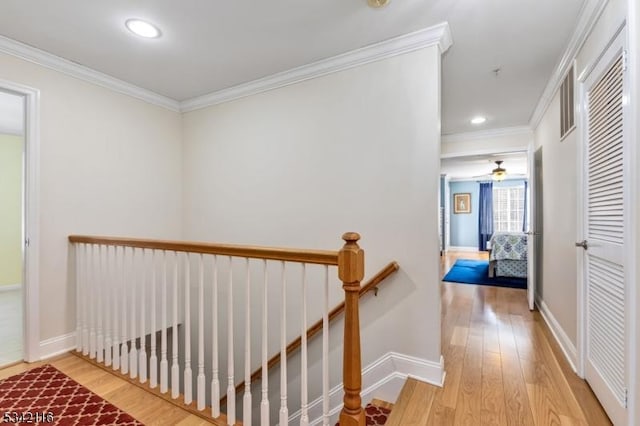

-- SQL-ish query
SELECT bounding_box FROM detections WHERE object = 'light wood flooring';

[0,288,23,367]
[387,251,611,425]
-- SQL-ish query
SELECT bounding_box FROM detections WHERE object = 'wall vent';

[560,66,575,139]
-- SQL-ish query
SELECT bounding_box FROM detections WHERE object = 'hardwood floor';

[388,251,611,426]
[0,354,213,425]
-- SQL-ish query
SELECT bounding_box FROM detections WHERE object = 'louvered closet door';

[583,40,628,425]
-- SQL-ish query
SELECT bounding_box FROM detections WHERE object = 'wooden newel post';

[338,232,366,426]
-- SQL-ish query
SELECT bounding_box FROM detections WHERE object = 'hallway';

[429,251,611,425]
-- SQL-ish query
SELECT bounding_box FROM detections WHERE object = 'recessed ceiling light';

[125,19,161,38]
[471,116,487,125]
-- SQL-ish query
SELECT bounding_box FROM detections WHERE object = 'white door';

[580,30,628,425]
[526,144,537,311]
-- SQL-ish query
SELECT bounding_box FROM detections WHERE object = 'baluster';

[243,258,252,425]
[211,255,221,418]
[75,244,82,351]
[227,256,236,426]
[130,248,138,379]
[184,253,193,405]
[112,246,120,371]
[139,249,148,384]
[171,251,180,399]
[89,244,97,359]
[197,254,206,410]
[97,245,104,363]
[150,250,158,388]
[279,261,288,426]
[261,259,269,426]
[160,250,169,393]
[104,245,112,366]
[121,246,129,374]
[322,265,330,426]
[83,243,90,355]
[300,264,309,426]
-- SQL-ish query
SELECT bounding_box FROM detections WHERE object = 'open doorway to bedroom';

[0,89,25,366]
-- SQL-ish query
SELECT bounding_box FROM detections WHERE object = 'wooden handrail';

[221,260,399,406]
[68,235,339,265]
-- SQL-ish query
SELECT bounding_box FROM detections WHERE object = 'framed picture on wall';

[454,193,471,214]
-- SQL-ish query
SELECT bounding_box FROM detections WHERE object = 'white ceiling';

[0,0,584,134]
[0,90,24,135]
[441,152,528,180]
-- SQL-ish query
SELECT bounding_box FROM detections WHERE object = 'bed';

[488,232,528,278]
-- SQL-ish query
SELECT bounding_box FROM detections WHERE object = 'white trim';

[0,125,23,136]
[0,79,40,363]
[536,298,578,372]
[0,35,180,112]
[446,246,480,253]
[441,146,529,160]
[180,23,452,112]
[39,332,76,360]
[528,0,609,129]
[441,126,532,144]
[448,176,527,183]
[288,352,444,426]
[0,284,21,292]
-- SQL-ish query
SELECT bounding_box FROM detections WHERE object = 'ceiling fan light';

[492,171,506,181]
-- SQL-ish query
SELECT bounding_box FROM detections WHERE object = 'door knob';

[575,240,588,250]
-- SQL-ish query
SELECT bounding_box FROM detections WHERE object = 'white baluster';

[112,246,120,371]
[82,243,89,355]
[300,264,309,426]
[97,245,104,363]
[197,254,206,410]
[211,255,221,418]
[75,244,82,352]
[150,250,158,388]
[89,244,97,359]
[184,253,193,405]
[139,249,148,384]
[322,266,330,426]
[243,258,252,425]
[171,251,180,399]
[279,261,288,426]
[121,246,129,374]
[104,245,112,367]
[227,257,236,425]
[130,248,138,379]
[261,259,269,426]
[160,250,169,393]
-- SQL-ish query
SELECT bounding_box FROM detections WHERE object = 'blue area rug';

[443,259,527,289]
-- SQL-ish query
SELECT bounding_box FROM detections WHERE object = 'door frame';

[576,23,637,423]
[0,79,41,363]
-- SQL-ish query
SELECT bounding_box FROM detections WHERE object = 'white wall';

[0,52,183,342]
[441,128,531,158]
[182,46,443,414]
[532,0,626,370]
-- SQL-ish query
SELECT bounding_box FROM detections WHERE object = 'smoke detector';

[368,0,390,8]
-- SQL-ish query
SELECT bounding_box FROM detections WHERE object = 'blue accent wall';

[450,181,479,248]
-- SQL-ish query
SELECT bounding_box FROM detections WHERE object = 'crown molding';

[441,125,533,144]
[180,22,453,112]
[528,0,609,129]
[0,35,180,112]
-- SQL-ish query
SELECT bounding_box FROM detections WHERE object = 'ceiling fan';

[472,160,511,181]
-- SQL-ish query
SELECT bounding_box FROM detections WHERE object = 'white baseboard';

[0,283,21,292]
[289,352,445,425]
[39,332,76,360]
[536,298,577,372]
[446,246,480,253]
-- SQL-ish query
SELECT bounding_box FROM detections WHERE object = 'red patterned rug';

[335,403,392,426]
[0,364,142,425]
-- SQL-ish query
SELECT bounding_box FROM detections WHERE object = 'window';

[493,186,525,232]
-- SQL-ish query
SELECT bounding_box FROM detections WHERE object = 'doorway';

[0,90,25,366]
[0,80,40,364]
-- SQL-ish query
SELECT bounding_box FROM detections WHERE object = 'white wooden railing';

[70,234,369,426]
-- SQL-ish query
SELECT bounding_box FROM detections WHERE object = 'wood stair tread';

[385,378,438,426]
